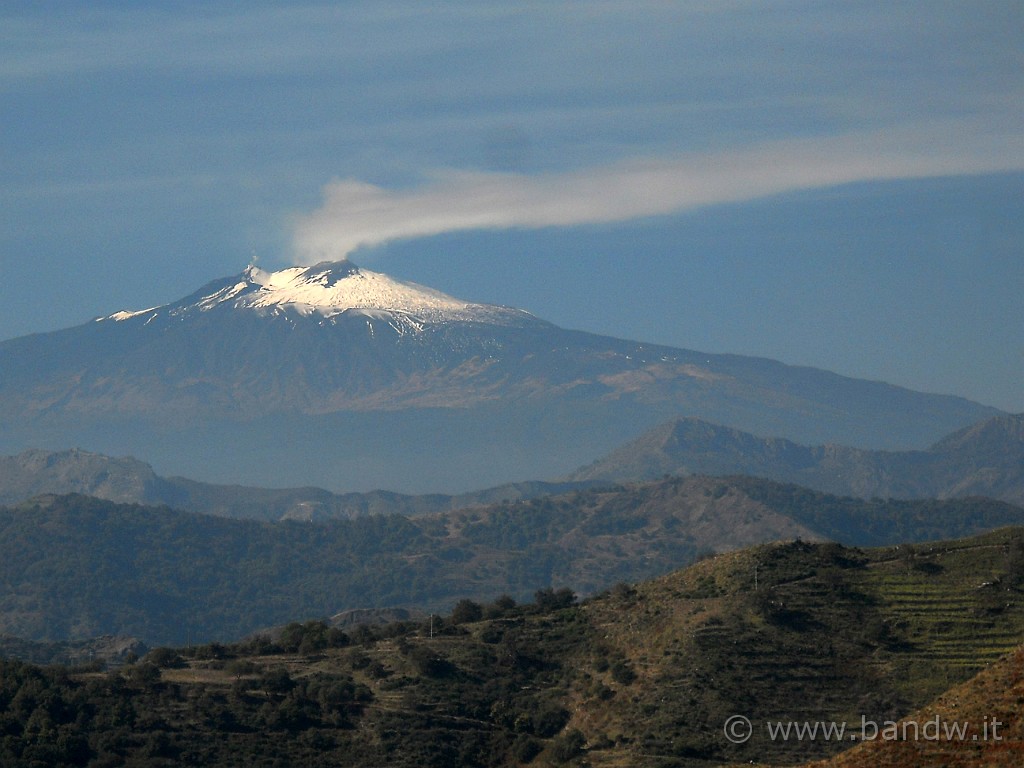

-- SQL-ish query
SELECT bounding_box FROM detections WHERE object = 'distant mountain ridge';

[0,448,599,521]
[0,259,1000,491]
[571,413,1024,505]
[5,412,1020,517]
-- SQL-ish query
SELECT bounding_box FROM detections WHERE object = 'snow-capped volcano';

[0,257,1000,492]
[102,259,536,330]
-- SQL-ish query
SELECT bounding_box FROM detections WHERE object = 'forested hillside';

[1,480,1022,646]
[4,529,1024,766]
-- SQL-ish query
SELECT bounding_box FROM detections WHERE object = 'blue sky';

[2,1,1022,413]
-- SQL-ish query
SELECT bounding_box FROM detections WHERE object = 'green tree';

[450,599,484,624]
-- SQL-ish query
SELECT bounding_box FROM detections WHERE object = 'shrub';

[260,667,295,695]
[125,662,161,689]
[226,659,258,677]
[531,702,570,738]
[144,647,185,669]
[610,660,636,685]
[450,599,484,625]
[549,729,586,762]
[534,587,576,612]
[512,735,542,763]
[485,594,518,619]
[409,646,456,678]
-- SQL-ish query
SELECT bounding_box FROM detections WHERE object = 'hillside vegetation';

[4,530,1024,766]
[2,481,1023,646]
[4,479,1024,647]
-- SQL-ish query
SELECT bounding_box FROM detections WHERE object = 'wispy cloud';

[293,119,1024,262]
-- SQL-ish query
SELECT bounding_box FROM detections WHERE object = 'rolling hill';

[2,478,1023,647]
[4,528,1024,766]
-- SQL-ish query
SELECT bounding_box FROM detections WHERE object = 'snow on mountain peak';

[101,259,537,329]
[234,260,473,316]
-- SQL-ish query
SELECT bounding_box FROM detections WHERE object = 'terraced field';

[568,530,1024,765]
[849,539,1024,697]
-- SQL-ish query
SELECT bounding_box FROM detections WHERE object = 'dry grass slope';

[802,645,1024,767]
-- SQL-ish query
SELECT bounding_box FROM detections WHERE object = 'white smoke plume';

[292,121,1024,263]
